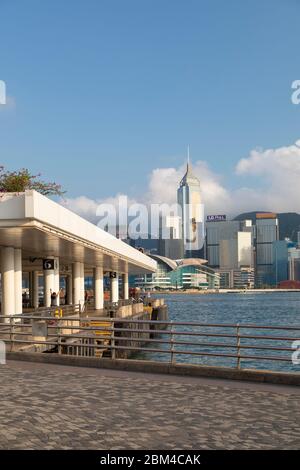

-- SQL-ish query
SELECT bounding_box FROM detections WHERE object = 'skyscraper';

[177,156,204,258]
[255,213,279,286]
[158,215,184,260]
[206,219,253,268]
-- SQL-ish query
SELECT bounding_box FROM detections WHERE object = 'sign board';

[43,259,56,270]
[206,215,226,222]
[256,213,277,219]
[109,272,117,279]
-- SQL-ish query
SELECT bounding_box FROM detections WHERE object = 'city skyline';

[62,144,300,230]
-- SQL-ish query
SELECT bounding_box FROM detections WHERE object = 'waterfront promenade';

[0,361,299,450]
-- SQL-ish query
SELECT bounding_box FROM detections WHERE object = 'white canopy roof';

[0,191,157,275]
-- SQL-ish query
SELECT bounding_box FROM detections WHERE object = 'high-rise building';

[272,240,289,285]
[177,160,204,258]
[158,215,184,260]
[288,244,300,281]
[206,219,253,268]
[272,238,300,285]
[255,213,279,287]
[219,231,252,269]
[213,225,254,289]
[217,267,255,289]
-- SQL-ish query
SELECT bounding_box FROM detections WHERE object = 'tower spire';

[187,145,190,171]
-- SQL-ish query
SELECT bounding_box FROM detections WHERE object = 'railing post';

[236,323,241,369]
[170,320,175,363]
[111,320,116,360]
[58,319,62,355]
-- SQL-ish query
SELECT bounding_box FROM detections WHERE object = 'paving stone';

[0,362,299,449]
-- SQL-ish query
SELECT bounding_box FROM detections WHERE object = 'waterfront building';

[207,220,238,267]
[132,254,219,290]
[271,239,300,285]
[219,231,252,269]
[206,218,254,289]
[0,191,156,317]
[206,219,253,268]
[255,213,279,287]
[272,240,290,285]
[158,215,184,260]
[217,267,255,289]
[288,245,300,281]
[177,159,204,258]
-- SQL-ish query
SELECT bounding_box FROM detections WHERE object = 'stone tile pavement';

[0,360,299,450]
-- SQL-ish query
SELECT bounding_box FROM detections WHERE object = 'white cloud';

[62,139,300,223]
[62,196,100,224]
[234,140,300,213]
[62,193,137,225]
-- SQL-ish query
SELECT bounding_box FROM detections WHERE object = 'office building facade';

[255,213,279,287]
[132,255,220,290]
[158,215,184,260]
[177,162,204,258]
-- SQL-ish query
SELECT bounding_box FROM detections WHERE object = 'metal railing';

[21,304,80,318]
[0,314,299,370]
[83,299,136,316]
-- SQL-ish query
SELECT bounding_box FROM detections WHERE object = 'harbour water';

[137,292,300,372]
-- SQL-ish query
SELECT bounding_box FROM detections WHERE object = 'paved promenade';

[0,360,299,450]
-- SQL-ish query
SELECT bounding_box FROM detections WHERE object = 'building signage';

[109,272,117,279]
[42,259,56,270]
[206,215,226,222]
[256,213,277,219]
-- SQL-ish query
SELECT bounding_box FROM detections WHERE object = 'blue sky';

[0,0,300,210]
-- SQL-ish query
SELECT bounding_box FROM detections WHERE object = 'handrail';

[0,313,299,370]
[1,314,300,329]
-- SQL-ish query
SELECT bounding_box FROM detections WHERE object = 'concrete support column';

[1,247,15,320]
[72,262,81,306]
[54,257,60,306]
[66,274,73,305]
[111,273,119,303]
[94,266,104,310]
[33,271,39,309]
[122,273,129,300]
[28,271,33,308]
[14,249,22,315]
[80,262,85,307]
[44,269,54,308]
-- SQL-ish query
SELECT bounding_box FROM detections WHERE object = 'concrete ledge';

[6,351,300,386]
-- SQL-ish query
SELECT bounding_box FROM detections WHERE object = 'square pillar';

[1,247,15,320]
[14,249,22,315]
[43,257,59,307]
[94,266,104,310]
[72,262,81,306]
[122,273,129,300]
[80,262,85,308]
[33,271,39,309]
[111,272,119,303]
[54,257,60,306]
[66,274,73,305]
[44,270,54,307]
[28,271,33,308]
